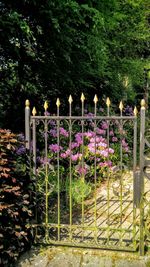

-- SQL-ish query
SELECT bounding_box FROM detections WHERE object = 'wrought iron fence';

[25,95,149,255]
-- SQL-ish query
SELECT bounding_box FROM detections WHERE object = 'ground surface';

[16,246,150,267]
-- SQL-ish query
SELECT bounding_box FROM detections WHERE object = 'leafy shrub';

[0,129,34,266]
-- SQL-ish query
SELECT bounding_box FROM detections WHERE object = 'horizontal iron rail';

[31,223,134,232]
[34,240,138,252]
[31,115,136,120]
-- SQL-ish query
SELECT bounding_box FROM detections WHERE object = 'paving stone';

[47,252,81,267]
[115,259,146,267]
[82,255,112,267]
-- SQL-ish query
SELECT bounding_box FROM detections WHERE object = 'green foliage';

[0,0,149,131]
[71,179,92,204]
[0,129,34,266]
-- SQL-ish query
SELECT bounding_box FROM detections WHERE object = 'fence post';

[25,99,30,150]
[139,99,146,256]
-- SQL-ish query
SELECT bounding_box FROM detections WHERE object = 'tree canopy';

[0,0,149,131]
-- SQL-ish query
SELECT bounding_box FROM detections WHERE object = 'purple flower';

[76,164,88,175]
[44,111,50,116]
[60,152,68,159]
[71,142,79,149]
[84,131,95,138]
[97,128,106,135]
[99,160,112,167]
[122,139,128,147]
[49,144,63,153]
[108,148,114,154]
[109,130,114,136]
[101,121,108,130]
[49,120,56,126]
[98,142,107,148]
[18,133,25,141]
[39,157,51,165]
[60,127,69,137]
[16,145,26,155]
[75,133,83,145]
[123,146,129,152]
[60,149,71,158]
[100,150,109,157]
[71,153,82,161]
[112,137,118,142]
[49,129,57,137]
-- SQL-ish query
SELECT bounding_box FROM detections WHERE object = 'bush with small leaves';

[0,129,35,267]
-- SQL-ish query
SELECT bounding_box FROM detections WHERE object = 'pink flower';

[71,153,82,161]
[60,127,69,137]
[101,121,108,130]
[60,152,68,158]
[108,148,114,154]
[60,149,71,158]
[109,130,114,136]
[99,160,112,167]
[71,142,79,149]
[97,128,106,135]
[84,131,95,138]
[122,139,128,147]
[49,144,63,153]
[98,142,107,148]
[100,150,109,157]
[75,133,83,145]
[112,137,118,142]
[49,129,57,137]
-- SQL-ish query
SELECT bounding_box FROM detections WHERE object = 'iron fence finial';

[106,97,111,107]
[141,99,146,109]
[81,93,85,102]
[68,95,73,104]
[56,98,60,107]
[25,99,30,107]
[44,101,48,111]
[32,107,37,116]
[134,106,138,116]
[119,101,123,111]
[93,94,98,104]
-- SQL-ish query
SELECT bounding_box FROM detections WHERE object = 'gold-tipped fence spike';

[106,97,111,107]
[81,93,85,102]
[93,94,98,104]
[32,107,37,116]
[134,106,138,116]
[119,101,123,111]
[68,95,73,104]
[141,99,146,108]
[56,98,60,107]
[25,99,30,107]
[44,101,48,111]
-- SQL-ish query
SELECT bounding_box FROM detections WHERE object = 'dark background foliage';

[0,0,149,131]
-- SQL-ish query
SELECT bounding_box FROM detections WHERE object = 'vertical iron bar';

[139,101,146,255]
[57,106,60,241]
[133,115,137,249]
[106,105,110,244]
[25,100,30,150]
[32,119,37,177]
[44,118,49,242]
[94,99,97,242]
[119,106,123,244]
[69,100,73,240]
[81,97,85,241]
[32,117,37,239]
